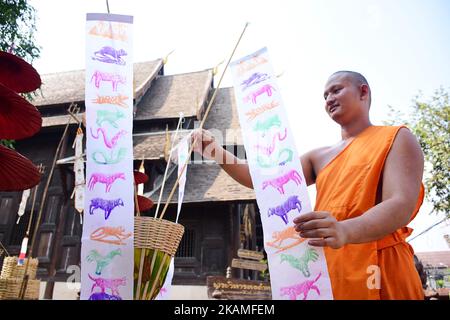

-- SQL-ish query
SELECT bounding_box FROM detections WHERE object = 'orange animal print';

[90,226,132,245]
[266,226,306,254]
[89,21,128,42]
[92,94,129,108]
[246,100,280,121]
[237,55,268,76]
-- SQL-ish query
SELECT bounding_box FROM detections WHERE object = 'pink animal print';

[90,70,126,92]
[243,84,275,104]
[254,128,287,156]
[88,172,125,193]
[90,127,127,149]
[280,272,321,300]
[262,170,302,194]
[89,274,126,296]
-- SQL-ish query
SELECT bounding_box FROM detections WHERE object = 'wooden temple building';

[0,58,265,298]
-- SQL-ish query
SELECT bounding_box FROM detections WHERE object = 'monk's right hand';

[191,128,219,160]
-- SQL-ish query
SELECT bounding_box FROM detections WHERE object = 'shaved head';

[330,71,371,107]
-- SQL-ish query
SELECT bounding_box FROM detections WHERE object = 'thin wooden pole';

[19,104,77,299]
[17,163,43,298]
[158,23,249,221]
[147,254,169,299]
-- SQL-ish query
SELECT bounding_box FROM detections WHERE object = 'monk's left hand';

[293,211,348,249]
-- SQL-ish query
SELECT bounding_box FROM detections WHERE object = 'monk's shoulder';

[389,127,423,160]
[304,145,335,172]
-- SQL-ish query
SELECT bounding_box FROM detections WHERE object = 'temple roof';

[146,163,255,203]
[134,69,213,121]
[34,59,163,108]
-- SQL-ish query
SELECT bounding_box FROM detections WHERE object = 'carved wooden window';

[0,196,14,225]
[175,228,196,258]
[37,231,53,262]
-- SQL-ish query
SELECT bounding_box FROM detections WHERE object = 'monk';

[191,71,425,300]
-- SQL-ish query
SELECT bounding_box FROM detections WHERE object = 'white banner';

[230,47,333,300]
[81,13,134,300]
[73,128,85,215]
[176,136,189,222]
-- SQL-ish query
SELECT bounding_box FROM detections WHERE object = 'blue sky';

[29,0,450,251]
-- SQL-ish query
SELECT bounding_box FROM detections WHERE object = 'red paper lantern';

[0,83,42,140]
[0,51,41,93]
[0,144,41,192]
[136,195,154,212]
[133,170,149,185]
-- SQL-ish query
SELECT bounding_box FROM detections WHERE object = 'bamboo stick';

[147,254,169,300]
[158,23,249,221]
[19,104,78,299]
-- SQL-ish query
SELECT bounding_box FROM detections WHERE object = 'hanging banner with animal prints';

[230,47,333,300]
[81,13,134,300]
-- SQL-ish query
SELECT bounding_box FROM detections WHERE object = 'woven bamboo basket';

[0,278,40,300]
[0,257,38,279]
[133,216,184,300]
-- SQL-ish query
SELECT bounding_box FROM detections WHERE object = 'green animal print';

[86,248,122,275]
[280,248,319,277]
[96,109,125,128]
[253,115,281,133]
[257,148,293,168]
[92,147,127,165]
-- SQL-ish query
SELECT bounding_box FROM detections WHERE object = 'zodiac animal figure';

[243,84,276,104]
[245,100,280,121]
[267,195,302,224]
[88,21,128,41]
[89,274,126,297]
[90,128,127,149]
[280,248,319,277]
[280,272,322,300]
[90,70,126,92]
[236,55,268,75]
[89,198,124,219]
[253,115,281,135]
[266,226,306,253]
[257,148,293,168]
[92,147,127,165]
[90,226,132,245]
[255,128,287,156]
[92,94,129,108]
[92,46,127,65]
[88,172,125,193]
[86,249,122,275]
[240,72,270,90]
[96,110,125,128]
[262,170,302,194]
[89,292,121,300]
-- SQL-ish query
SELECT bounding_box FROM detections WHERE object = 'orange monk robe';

[315,126,424,300]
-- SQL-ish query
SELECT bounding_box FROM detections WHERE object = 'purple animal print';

[89,292,121,300]
[262,170,302,194]
[280,272,321,300]
[90,127,127,149]
[240,72,270,90]
[92,46,127,65]
[89,274,126,298]
[90,70,126,92]
[89,198,124,220]
[243,84,276,104]
[268,195,302,224]
[88,172,125,193]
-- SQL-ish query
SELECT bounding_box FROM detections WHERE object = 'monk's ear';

[360,84,369,102]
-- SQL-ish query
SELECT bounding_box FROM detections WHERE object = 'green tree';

[386,88,450,217]
[0,0,40,148]
[0,0,40,62]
